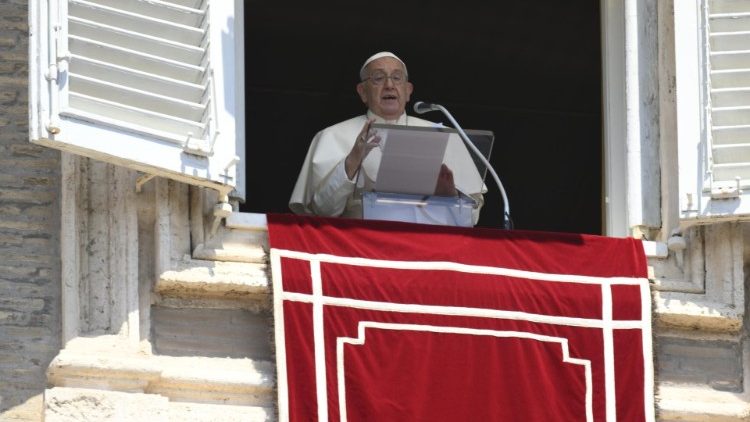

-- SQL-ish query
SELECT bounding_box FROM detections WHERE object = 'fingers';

[355,119,380,153]
[435,164,457,196]
[439,164,454,180]
[365,134,381,150]
[358,118,375,144]
[345,119,379,180]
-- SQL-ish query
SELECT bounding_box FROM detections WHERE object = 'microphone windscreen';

[413,101,436,114]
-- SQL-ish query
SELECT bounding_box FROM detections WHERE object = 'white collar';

[367,110,408,125]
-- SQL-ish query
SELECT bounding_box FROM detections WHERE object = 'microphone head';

[413,101,438,114]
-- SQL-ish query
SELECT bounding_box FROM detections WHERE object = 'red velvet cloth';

[268,214,652,422]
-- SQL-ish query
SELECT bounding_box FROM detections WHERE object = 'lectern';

[361,124,494,227]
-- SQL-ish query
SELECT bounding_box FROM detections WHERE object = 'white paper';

[374,127,451,195]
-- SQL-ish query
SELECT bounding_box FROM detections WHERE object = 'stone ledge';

[44,387,274,422]
[192,215,268,264]
[47,337,275,407]
[658,383,750,421]
[655,291,743,332]
[157,259,269,302]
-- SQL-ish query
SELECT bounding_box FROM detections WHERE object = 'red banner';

[268,214,653,422]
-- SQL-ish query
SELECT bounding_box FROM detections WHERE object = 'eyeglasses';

[363,71,406,86]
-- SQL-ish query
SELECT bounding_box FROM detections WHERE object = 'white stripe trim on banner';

[272,249,646,286]
[602,283,616,422]
[336,321,594,422]
[270,250,290,422]
[269,247,654,422]
[281,291,645,330]
[311,260,328,422]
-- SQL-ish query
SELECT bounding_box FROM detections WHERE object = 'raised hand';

[434,163,458,197]
[345,118,381,180]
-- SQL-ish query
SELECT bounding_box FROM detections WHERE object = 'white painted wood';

[30,0,243,198]
[659,0,682,241]
[625,0,643,231]
[674,0,750,223]
[602,0,662,235]
[708,0,750,191]
[675,0,708,220]
[625,0,663,231]
[233,0,246,200]
[28,0,43,142]
[74,0,206,28]
[602,0,629,237]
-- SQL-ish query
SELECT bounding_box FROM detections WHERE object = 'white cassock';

[289,110,486,224]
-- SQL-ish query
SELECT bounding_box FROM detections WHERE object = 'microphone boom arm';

[416,102,511,229]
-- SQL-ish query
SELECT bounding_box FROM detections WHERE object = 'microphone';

[413,101,440,114]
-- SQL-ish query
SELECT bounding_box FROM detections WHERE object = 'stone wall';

[0,0,62,419]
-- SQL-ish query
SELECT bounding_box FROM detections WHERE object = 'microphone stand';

[416,102,511,229]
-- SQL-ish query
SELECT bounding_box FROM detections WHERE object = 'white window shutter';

[676,0,750,222]
[29,0,244,198]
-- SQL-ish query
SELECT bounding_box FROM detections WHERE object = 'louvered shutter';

[708,0,750,194]
[676,0,750,221]
[30,0,244,198]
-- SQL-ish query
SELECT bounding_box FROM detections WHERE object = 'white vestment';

[289,111,485,223]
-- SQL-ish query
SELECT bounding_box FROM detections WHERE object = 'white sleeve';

[310,159,357,217]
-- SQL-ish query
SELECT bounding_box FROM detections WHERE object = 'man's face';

[356,57,413,120]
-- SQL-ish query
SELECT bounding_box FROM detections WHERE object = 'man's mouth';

[380,94,398,103]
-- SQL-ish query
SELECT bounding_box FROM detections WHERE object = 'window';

[676,0,750,221]
[242,1,604,233]
[30,0,244,198]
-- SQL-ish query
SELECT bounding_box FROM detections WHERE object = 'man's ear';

[405,82,414,101]
[356,83,368,104]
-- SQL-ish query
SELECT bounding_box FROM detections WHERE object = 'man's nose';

[383,76,396,87]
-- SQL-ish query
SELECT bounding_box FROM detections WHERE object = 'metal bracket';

[710,177,742,200]
[210,195,233,235]
[183,132,213,157]
[225,155,240,172]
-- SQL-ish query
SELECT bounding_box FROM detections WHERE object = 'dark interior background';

[241,1,603,234]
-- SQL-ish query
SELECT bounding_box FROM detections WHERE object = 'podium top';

[370,123,494,197]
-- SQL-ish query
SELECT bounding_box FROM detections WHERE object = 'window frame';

[29,0,245,199]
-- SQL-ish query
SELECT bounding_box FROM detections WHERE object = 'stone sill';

[653,292,743,332]
[157,258,269,299]
[658,383,750,421]
[45,387,275,422]
[47,337,275,406]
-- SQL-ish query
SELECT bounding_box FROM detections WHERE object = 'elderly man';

[289,51,483,222]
